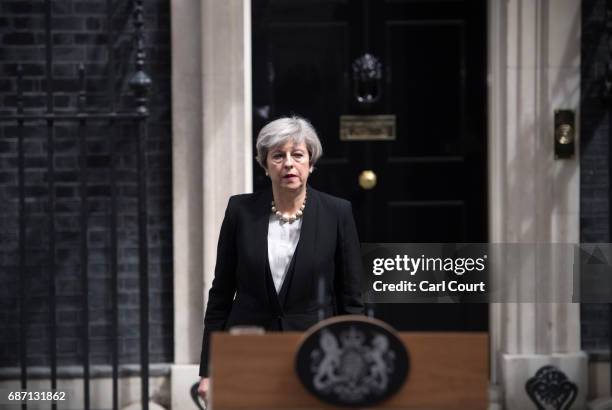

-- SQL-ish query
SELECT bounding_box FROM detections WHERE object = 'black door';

[252,0,488,331]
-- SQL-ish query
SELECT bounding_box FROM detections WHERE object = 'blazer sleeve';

[334,201,365,315]
[199,197,238,377]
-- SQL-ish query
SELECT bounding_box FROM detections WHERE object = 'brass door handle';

[359,170,377,190]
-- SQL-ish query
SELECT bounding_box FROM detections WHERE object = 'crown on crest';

[340,326,365,348]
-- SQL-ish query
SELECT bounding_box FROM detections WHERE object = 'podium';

[209,331,488,409]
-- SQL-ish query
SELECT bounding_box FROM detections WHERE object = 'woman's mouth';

[283,174,297,179]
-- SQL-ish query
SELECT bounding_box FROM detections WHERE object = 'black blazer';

[198,187,364,377]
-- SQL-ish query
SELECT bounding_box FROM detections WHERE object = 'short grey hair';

[255,116,323,170]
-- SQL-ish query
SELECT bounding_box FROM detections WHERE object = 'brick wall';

[0,0,173,369]
[581,0,610,353]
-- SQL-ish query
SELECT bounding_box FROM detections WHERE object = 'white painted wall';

[487,0,584,408]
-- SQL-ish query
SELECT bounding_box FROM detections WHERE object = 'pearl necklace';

[271,194,306,223]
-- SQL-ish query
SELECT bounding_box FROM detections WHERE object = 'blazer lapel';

[252,188,278,311]
[278,186,319,309]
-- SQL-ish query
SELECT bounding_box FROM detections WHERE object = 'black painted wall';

[581,0,610,353]
[0,0,173,369]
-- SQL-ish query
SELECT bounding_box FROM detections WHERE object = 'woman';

[198,116,364,400]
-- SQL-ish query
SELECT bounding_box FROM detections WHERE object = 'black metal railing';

[603,0,612,399]
[0,1,153,409]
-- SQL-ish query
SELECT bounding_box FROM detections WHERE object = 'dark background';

[0,0,173,371]
[0,0,609,372]
[581,0,611,354]
[252,0,489,332]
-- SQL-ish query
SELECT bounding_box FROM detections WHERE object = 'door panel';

[386,21,464,155]
[387,202,466,243]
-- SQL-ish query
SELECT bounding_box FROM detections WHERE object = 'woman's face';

[266,140,311,192]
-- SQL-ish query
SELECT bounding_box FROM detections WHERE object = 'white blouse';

[267,215,302,293]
